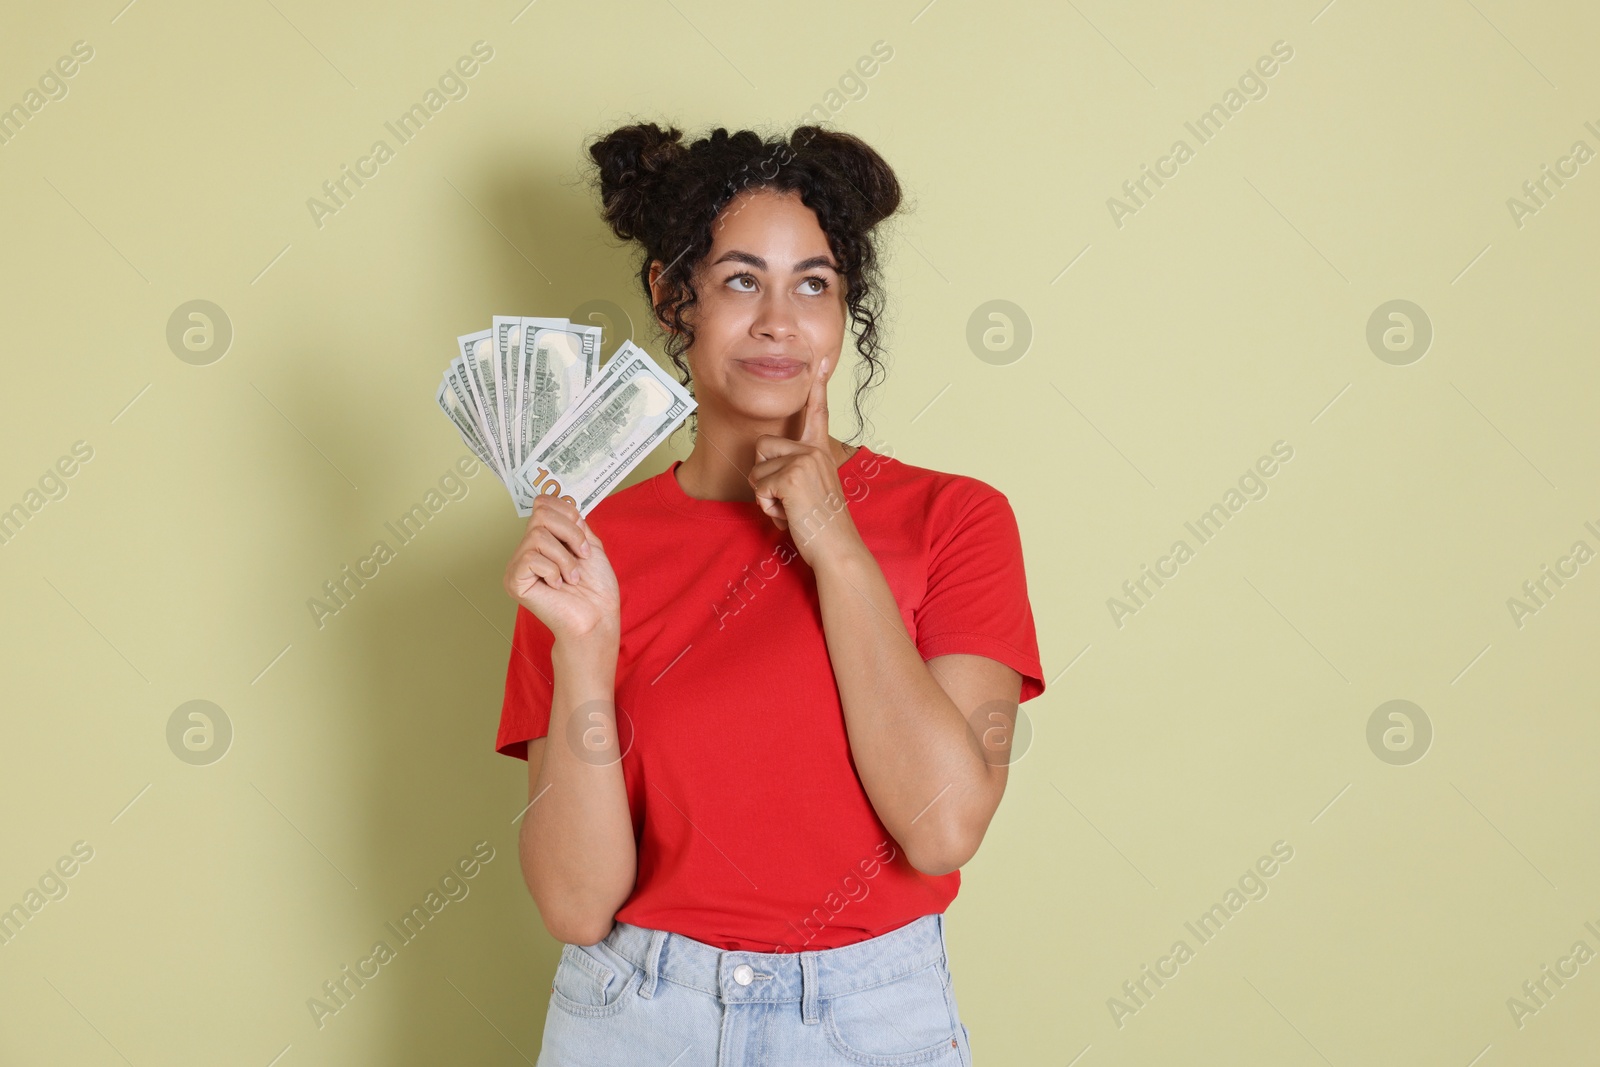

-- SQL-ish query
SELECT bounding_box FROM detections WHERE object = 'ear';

[647,260,680,335]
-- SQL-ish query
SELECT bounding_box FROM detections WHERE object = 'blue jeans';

[536,913,975,1065]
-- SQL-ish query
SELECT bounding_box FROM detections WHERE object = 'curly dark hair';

[584,123,903,443]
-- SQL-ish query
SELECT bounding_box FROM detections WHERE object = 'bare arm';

[742,362,1026,877]
[815,547,1023,876]
[503,497,635,945]
[517,638,636,946]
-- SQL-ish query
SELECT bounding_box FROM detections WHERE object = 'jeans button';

[733,964,754,986]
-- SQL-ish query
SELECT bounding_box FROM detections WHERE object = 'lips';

[734,356,807,381]
[737,357,804,370]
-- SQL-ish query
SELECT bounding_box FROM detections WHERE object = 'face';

[650,186,846,424]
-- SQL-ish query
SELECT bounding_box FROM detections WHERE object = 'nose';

[750,287,800,342]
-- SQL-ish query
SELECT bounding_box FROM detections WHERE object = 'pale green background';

[2,0,1597,1064]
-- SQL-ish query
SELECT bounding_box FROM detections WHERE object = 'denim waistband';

[600,913,948,1023]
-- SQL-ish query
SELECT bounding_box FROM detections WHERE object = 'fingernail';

[571,567,581,582]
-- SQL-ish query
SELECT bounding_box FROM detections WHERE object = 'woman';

[496,123,1045,1066]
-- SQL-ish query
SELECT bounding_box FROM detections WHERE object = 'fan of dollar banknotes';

[435,315,696,517]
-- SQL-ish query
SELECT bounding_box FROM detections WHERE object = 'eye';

[798,275,830,295]
[726,272,758,291]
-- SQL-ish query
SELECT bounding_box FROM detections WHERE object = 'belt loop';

[800,950,820,1024]
[638,929,668,999]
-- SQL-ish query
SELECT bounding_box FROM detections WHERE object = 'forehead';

[708,187,830,258]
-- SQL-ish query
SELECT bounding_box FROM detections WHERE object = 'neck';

[675,423,854,503]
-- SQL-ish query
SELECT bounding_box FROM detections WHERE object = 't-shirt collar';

[654,444,874,522]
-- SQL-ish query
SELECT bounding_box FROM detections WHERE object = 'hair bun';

[587,123,686,243]
[791,126,902,230]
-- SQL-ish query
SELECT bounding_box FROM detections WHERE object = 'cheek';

[804,297,847,341]
[693,291,747,338]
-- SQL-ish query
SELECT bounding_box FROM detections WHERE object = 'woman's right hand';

[503,495,620,647]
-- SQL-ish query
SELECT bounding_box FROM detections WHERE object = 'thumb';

[579,516,604,550]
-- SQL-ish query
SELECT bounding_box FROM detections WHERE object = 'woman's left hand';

[749,356,865,572]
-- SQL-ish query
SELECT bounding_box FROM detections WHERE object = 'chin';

[713,383,796,416]
[731,396,801,421]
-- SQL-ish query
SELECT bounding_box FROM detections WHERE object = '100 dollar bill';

[516,325,598,473]
[510,340,696,517]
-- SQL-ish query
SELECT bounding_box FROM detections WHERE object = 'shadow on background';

[335,157,679,1063]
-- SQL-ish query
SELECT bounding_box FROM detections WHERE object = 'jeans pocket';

[549,940,641,1018]
[822,962,961,1065]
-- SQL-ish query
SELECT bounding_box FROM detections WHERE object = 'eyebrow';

[711,250,838,272]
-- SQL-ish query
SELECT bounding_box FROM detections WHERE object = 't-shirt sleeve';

[914,486,1046,704]
[495,605,556,761]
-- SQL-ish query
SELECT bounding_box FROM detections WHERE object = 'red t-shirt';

[496,443,1045,952]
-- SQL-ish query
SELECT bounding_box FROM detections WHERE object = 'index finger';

[800,355,829,450]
